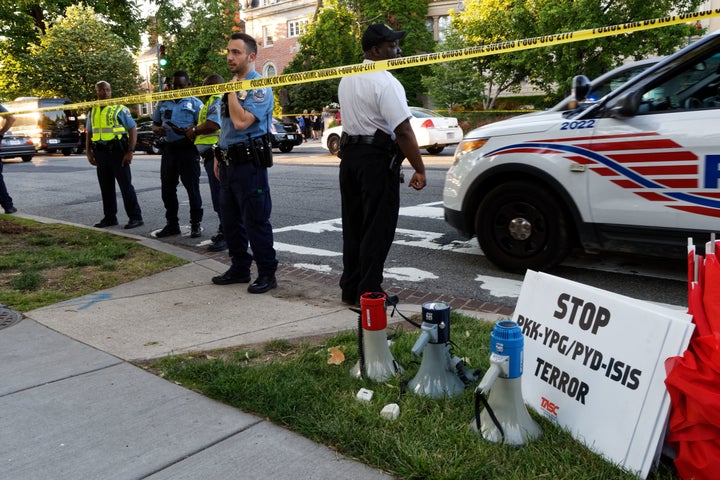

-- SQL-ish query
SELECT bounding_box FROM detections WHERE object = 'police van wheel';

[279,145,293,153]
[475,181,571,272]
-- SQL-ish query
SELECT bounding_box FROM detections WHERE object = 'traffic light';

[159,44,168,67]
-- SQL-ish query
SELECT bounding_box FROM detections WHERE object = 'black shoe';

[212,269,251,285]
[124,219,144,229]
[190,223,201,238]
[156,224,180,237]
[94,218,118,228]
[3,206,17,214]
[248,275,277,294]
[211,232,224,243]
[342,295,358,306]
[207,239,228,252]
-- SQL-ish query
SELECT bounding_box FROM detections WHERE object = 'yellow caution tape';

[3,10,720,116]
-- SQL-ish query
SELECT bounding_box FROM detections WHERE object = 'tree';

[0,0,142,56]
[453,0,706,106]
[350,0,435,104]
[422,27,487,110]
[281,1,360,114]
[151,0,240,86]
[0,5,141,102]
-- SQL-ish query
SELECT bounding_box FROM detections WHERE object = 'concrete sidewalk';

[0,232,407,479]
[0,224,507,480]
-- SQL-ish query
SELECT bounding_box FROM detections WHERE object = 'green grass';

[149,314,680,480]
[0,215,186,312]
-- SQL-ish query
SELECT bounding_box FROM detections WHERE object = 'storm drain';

[0,306,22,331]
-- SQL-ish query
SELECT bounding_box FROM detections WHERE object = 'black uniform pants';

[94,147,142,221]
[201,148,222,228]
[338,144,400,304]
[218,160,277,277]
[160,140,203,226]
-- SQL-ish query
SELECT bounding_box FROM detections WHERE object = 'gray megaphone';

[408,302,480,399]
[470,320,541,446]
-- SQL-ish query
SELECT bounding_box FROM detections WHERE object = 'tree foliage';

[350,0,435,104]
[0,5,141,102]
[452,0,706,106]
[0,0,142,56]
[422,28,487,110]
[281,0,436,113]
[151,0,240,86]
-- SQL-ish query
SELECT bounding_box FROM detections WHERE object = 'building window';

[288,19,308,38]
[438,16,451,43]
[262,25,274,47]
[263,62,277,77]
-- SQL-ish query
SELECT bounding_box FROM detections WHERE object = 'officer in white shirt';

[337,23,426,306]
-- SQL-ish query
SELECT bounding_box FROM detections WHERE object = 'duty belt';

[217,142,251,165]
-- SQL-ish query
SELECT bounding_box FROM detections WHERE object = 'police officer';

[337,23,426,306]
[0,103,17,214]
[186,73,226,251]
[86,81,143,229]
[151,71,204,238]
[211,32,278,294]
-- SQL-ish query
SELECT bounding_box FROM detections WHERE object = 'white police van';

[443,31,720,272]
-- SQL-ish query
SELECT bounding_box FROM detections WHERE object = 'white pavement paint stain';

[393,228,481,255]
[274,219,342,234]
[294,263,333,273]
[273,242,341,256]
[384,267,438,282]
[398,201,444,219]
[475,274,523,298]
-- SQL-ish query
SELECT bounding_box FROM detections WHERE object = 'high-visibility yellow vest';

[194,94,222,145]
[90,105,128,142]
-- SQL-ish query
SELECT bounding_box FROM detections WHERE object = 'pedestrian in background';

[337,23,427,306]
[302,109,312,141]
[85,81,143,229]
[211,32,278,294]
[0,103,17,214]
[296,113,306,142]
[152,71,204,238]
[310,110,322,140]
[186,73,227,252]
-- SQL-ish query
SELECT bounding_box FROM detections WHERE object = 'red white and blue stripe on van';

[486,132,720,218]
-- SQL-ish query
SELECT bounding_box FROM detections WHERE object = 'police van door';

[585,51,720,232]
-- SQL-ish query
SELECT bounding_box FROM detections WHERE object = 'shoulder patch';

[252,88,267,103]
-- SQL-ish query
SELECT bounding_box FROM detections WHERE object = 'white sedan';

[321,106,463,156]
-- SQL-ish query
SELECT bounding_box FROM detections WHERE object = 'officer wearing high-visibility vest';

[186,74,226,252]
[86,81,143,230]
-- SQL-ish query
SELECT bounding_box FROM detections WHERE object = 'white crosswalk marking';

[272,200,686,292]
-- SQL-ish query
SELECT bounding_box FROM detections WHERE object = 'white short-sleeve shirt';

[338,59,412,140]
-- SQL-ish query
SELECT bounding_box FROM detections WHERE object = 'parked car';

[270,117,303,153]
[0,131,36,162]
[443,32,720,272]
[321,106,463,156]
[135,121,161,154]
[3,97,80,156]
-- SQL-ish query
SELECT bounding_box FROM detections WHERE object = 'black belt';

[217,142,251,165]
[344,135,375,145]
[92,140,121,152]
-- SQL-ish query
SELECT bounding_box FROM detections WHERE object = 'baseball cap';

[361,23,407,51]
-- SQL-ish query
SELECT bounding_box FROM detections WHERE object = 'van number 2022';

[560,120,596,130]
